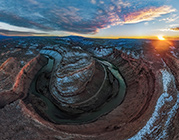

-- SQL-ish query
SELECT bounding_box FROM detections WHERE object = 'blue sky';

[0,0,178,38]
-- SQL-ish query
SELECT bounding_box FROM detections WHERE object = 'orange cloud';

[123,6,176,24]
[170,27,179,31]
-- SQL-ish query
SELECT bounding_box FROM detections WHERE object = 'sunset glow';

[157,35,165,40]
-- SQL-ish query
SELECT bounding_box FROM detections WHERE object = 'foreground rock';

[0,55,47,108]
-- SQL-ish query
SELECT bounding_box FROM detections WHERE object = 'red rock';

[0,55,47,108]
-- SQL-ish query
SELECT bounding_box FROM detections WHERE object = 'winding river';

[29,54,126,124]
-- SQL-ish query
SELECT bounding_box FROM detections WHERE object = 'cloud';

[170,27,179,31]
[0,22,70,36]
[0,22,49,34]
[159,14,179,23]
[169,24,179,28]
[123,6,176,24]
[158,24,179,32]
[0,0,177,35]
[158,27,179,32]
[27,0,39,5]
[0,29,47,36]
[144,22,149,26]
[91,0,96,4]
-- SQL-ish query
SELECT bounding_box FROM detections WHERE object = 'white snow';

[93,48,113,57]
[29,45,38,49]
[128,69,179,140]
[161,69,172,92]
[170,51,177,58]
[40,49,62,63]
[115,46,122,50]
[131,52,139,59]
[25,49,34,55]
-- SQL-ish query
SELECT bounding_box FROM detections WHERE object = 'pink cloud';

[123,6,176,24]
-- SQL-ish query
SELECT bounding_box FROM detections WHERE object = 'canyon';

[0,36,178,140]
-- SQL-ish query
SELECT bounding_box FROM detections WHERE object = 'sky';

[0,0,179,38]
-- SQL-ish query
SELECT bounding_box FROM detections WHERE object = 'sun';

[157,35,165,40]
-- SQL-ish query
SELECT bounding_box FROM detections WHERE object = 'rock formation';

[0,37,178,140]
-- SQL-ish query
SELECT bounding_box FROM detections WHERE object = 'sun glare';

[157,35,165,40]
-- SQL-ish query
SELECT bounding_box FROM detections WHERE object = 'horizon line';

[1,34,179,40]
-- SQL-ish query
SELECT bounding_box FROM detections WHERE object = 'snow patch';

[161,69,172,92]
[128,69,179,140]
[93,48,113,57]
[170,51,177,58]
[25,49,34,55]
[40,49,62,63]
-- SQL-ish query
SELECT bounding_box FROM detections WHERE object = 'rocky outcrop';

[0,57,21,108]
[0,55,47,108]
